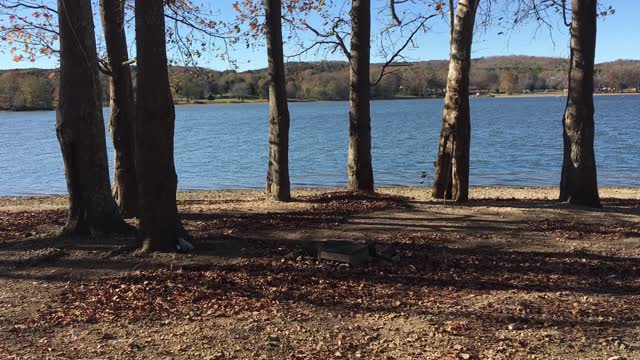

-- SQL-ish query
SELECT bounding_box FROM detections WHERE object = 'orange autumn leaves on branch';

[0,0,319,66]
[166,0,193,8]
[232,0,325,41]
[1,0,231,67]
[232,0,266,40]
[162,0,236,66]
[0,2,58,63]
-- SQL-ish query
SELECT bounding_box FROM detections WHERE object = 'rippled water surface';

[0,96,638,195]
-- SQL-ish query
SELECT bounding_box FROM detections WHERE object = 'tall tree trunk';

[559,0,600,207]
[135,0,185,251]
[100,0,138,218]
[55,0,130,236]
[432,0,479,202]
[265,0,291,201]
[347,0,374,193]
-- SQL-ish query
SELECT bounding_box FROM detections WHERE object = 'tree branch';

[373,14,436,86]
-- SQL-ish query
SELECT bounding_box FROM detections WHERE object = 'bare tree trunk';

[432,0,479,202]
[559,0,600,207]
[135,0,185,251]
[347,0,374,193]
[100,0,138,218]
[55,0,130,236]
[265,0,291,201]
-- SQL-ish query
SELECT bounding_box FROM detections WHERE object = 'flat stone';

[284,249,305,259]
[508,323,523,331]
[377,245,400,262]
[176,238,195,252]
[317,240,374,266]
[627,342,640,350]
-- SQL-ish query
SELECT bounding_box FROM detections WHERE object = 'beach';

[1,186,639,359]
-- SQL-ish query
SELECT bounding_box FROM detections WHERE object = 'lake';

[0,96,639,196]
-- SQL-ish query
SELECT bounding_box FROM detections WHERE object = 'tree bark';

[135,0,185,251]
[432,0,479,202]
[55,0,130,236]
[559,0,600,207]
[265,0,291,201]
[347,0,374,193]
[99,0,138,218]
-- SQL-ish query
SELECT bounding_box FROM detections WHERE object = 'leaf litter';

[2,189,640,359]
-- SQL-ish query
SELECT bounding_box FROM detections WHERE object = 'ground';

[1,187,639,360]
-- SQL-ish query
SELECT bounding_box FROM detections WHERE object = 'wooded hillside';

[1,56,638,110]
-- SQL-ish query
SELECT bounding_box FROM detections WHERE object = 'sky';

[0,0,638,71]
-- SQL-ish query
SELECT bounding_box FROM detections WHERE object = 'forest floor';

[1,187,639,360]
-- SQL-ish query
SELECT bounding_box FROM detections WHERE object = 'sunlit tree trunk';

[55,0,130,236]
[100,0,138,218]
[432,0,479,202]
[347,0,374,193]
[559,0,600,207]
[135,0,185,251]
[265,0,291,201]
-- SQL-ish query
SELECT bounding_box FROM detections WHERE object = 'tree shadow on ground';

[1,194,638,297]
[0,196,638,267]
[4,194,639,359]
[32,238,640,337]
[4,232,640,293]
[409,197,640,216]
[345,213,640,239]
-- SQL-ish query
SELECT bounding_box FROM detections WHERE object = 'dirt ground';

[1,186,639,360]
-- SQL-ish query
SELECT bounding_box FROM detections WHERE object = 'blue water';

[0,96,638,196]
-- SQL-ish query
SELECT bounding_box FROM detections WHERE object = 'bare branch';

[373,14,437,86]
[390,0,401,25]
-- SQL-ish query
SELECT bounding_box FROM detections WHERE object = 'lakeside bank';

[176,91,640,105]
[3,91,638,111]
[2,186,638,211]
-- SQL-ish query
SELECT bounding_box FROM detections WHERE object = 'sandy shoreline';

[1,186,638,211]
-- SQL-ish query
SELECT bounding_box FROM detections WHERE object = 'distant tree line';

[2,56,638,110]
[162,57,640,101]
[0,70,54,110]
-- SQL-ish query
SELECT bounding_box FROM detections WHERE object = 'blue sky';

[0,0,637,71]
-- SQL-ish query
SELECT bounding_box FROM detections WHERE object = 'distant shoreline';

[143,91,640,106]
[492,91,640,99]
[171,92,640,105]
[172,95,445,106]
[0,107,57,112]
[2,92,638,112]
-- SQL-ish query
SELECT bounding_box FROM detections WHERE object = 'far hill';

[1,56,639,110]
